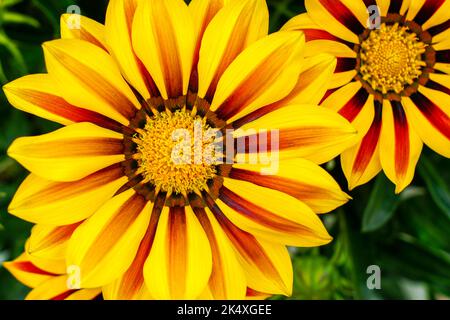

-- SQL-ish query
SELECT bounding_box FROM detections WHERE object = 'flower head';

[4,0,356,299]
[284,0,450,193]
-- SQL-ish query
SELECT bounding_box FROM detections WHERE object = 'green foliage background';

[0,0,449,300]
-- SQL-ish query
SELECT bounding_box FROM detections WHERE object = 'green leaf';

[2,12,40,28]
[362,174,424,232]
[418,154,450,219]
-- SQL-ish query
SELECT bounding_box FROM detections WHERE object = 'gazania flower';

[4,224,101,300]
[4,0,356,299]
[283,0,450,193]
[4,224,270,300]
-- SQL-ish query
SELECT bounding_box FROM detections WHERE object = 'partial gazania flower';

[283,0,450,193]
[4,224,270,300]
[3,0,356,299]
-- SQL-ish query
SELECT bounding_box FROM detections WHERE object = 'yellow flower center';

[135,108,217,196]
[359,23,427,94]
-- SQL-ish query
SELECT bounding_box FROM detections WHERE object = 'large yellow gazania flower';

[3,0,356,299]
[283,0,450,193]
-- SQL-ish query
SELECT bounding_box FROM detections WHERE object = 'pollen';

[134,108,217,197]
[359,23,427,94]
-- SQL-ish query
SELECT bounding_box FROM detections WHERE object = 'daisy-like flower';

[283,0,450,193]
[3,0,356,299]
[5,224,270,300]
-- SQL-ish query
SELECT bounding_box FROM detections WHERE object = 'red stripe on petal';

[335,58,357,73]
[425,80,450,96]
[392,101,410,178]
[51,290,77,300]
[352,101,382,174]
[219,187,313,234]
[388,0,404,13]
[13,261,58,277]
[318,0,365,35]
[427,20,450,36]
[9,89,124,132]
[229,168,336,203]
[319,88,338,105]
[436,50,450,64]
[410,92,450,140]
[338,87,369,122]
[207,200,283,284]
[414,0,445,26]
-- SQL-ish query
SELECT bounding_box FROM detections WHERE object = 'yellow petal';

[341,101,383,190]
[321,82,373,140]
[67,190,152,288]
[132,0,195,99]
[216,177,331,246]
[144,206,212,299]
[230,158,349,214]
[26,275,101,300]
[264,54,337,109]
[379,100,423,193]
[197,0,268,101]
[305,0,361,43]
[235,104,358,164]
[7,122,124,182]
[3,74,123,131]
[408,0,450,30]
[3,254,56,288]
[209,209,292,296]
[43,39,140,126]
[26,224,75,260]
[188,0,227,91]
[195,207,247,300]
[105,0,153,100]
[60,14,107,50]
[403,84,450,157]
[103,203,162,300]
[9,168,127,225]
[210,31,305,123]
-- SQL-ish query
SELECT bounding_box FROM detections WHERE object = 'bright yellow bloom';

[3,0,356,299]
[284,0,450,193]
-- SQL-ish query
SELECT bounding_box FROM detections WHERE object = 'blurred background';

[0,0,449,300]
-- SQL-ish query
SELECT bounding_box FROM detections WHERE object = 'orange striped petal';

[407,0,450,30]
[341,101,383,190]
[379,100,423,193]
[9,166,127,225]
[216,177,331,246]
[188,0,226,91]
[404,83,450,157]
[194,207,247,300]
[60,14,107,50]
[3,254,57,288]
[209,206,293,296]
[197,0,268,101]
[230,158,350,214]
[67,190,152,288]
[43,39,140,125]
[144,206,212,300]
[25,224,79,275]
[235,104,357,164]
[210,31,305,123]
[305,0,366,43]
[7,122,125,182]
[132,0,195,99]
[3,74,123,131]
[102,202,162,300]
[26,275,101,300]
[106,0,156,100]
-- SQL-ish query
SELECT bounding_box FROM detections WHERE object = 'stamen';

[134,109,217,196]
[359,23,427,94]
